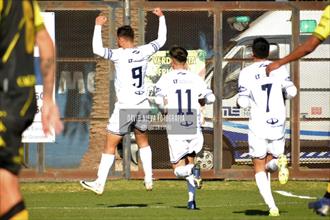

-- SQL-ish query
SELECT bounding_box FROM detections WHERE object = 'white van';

[202,10,330,167]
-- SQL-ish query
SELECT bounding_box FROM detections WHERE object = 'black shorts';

[0,87,37,175]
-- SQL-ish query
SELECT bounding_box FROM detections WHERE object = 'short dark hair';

[169,46,188,63]
[117,25,134,40]
[252,37,269,59]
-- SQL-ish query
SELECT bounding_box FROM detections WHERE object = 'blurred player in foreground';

[80,7,166,194]
[237,37,297,216]
[155,46,215,209]
[266,5,330,216]
[0,1,63,219]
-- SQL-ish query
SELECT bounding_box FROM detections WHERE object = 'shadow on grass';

[233,209,288,216]
[233,209,269,216]
[96,202,164,208]
[174,205,200,210]
[107,204,148,208]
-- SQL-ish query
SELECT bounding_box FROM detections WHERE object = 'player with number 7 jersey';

[237,60,296,140]
[237,37,297,216]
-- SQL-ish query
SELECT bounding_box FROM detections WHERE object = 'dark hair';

[169,46,188,63]
[252,37,269,59]
[117,25,134,40]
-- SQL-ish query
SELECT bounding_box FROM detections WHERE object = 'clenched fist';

[95,15,107,26]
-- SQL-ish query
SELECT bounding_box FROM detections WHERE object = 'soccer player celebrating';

[237,37,297,216]
[80,8,166,194]
[155,46,215,210]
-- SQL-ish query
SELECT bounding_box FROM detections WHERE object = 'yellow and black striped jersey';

[0,0,45,90]
[313,5,330,41]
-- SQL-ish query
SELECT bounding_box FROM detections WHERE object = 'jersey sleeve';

[140,15,167,57]
[155,75,168,97]
[154,75,168,107]
[277,66,297,99]
[92,25,120,61]
[196,76,215,104]
[195,76,210,97]
[313,5,330,41]
[92,25,108,58]
[237,69,251,108]
[33,0,46,32]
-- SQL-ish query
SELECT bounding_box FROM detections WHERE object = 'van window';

[223,46,243,79]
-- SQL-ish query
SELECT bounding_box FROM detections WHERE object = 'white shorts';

[107,99,150,135]
[248,130,285,159]
[168,133,203,164]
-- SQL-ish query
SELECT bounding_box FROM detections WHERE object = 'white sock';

[96,153,115,187]
[187,176,196,202]
[255,171,277,209]
[266,159,278,172]
[174,164,194,178]
[139,146,153,182]
[267,172,271,187]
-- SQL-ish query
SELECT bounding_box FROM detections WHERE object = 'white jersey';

[237,60,296,140]
[155,69,213,139]
[93,16,167,105]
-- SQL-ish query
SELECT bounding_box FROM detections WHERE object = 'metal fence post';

[36,143,45,174]
[213,9,224,174]
[290,6,301,171]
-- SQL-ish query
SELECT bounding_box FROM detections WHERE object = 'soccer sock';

[0,200,28,220]
[324,183,330,198]
[96,153,115,186]
[139,146,153,182]
[255,171,277,209]
[187,177,196,202]
[267,172,271,187]
[174,164,194,178]
[265,159,278,172]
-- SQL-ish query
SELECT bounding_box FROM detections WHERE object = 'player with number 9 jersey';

[93,13,166,106]
[79,8,166,195]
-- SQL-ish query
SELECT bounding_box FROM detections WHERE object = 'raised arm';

[152,8,167,49]
[93,15,108,57]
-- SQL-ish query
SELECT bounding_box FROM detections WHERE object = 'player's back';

[162,69,206,138]
[165,70,204,112]
[0,0,39,90]
[111,46,152,105]
[240,61,288,139]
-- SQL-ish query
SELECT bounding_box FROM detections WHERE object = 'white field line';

[274,190,317,200]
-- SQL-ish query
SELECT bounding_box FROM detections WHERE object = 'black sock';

[324,191,330,199]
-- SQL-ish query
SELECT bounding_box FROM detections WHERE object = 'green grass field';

[22,180,327,220]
